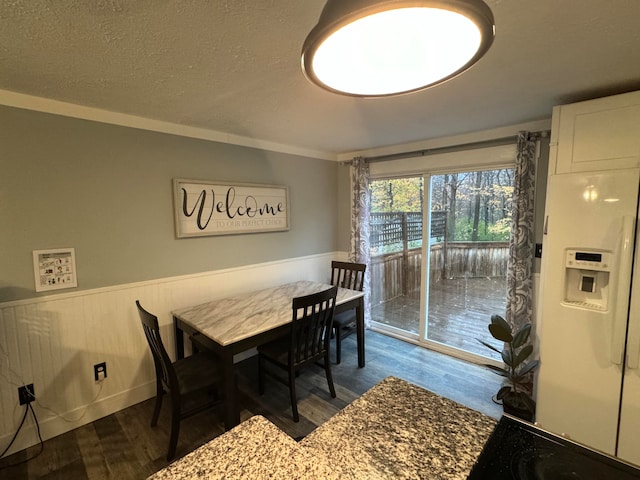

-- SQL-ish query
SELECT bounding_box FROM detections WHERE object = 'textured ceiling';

[1,0,640,158]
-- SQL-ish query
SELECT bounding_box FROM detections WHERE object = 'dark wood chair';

[257,286,338,422]
[136,300,223,461]
[330,260,366,364]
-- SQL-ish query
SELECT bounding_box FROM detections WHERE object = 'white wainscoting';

[0,252,343,456]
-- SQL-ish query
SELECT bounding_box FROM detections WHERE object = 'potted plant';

[477,314,539,422]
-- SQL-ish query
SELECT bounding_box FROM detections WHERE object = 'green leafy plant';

[477,314,539,419]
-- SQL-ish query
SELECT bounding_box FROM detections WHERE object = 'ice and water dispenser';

[563,249,612,311]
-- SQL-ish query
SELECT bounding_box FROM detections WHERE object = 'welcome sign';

[173,179,289,238]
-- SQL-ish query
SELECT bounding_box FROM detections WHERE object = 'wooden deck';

[371,276,506,359]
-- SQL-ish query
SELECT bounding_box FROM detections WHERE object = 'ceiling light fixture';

[301,0,495,97]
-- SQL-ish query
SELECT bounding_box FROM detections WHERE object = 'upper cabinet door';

[549,90,640,175]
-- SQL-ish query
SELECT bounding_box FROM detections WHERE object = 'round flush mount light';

[301,0,495,97]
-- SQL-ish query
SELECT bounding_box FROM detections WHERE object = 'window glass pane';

[427,169,513,359]
[369,168,512,361]
[369,177,423,333]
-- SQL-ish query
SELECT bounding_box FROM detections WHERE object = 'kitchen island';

[148,376,497,479]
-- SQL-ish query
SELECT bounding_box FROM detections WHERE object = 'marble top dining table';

[172,280,365,429]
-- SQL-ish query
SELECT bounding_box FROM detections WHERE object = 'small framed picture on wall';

[33,248,78,292]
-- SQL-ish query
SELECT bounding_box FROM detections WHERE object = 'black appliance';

[468,414,640,479]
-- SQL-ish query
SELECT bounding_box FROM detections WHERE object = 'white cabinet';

[549,90,640,174]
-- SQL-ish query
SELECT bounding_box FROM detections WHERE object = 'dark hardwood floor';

[0,331,503,479]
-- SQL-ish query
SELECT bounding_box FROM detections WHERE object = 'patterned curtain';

[350,157,372,326]
[506,131,538,330]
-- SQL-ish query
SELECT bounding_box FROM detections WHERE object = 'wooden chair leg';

[324,353,336,398]
[167,399,181,461]
[335,327,342,364]
[258,355,265,395]
[289,367,299,422]
[151,382,164,427]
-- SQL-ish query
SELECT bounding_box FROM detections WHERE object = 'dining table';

[172,280,365,430]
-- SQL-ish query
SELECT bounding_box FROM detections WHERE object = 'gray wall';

[1,106,343,302]
[336,163,352,253]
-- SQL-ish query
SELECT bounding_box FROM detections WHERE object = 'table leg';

[221,348,240,430]
[174,316,185,360]
[356,298,365,368]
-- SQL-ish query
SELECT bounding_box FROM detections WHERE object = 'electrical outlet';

[535,243,543,258]
[18,384,35,405]
[94,362,107,382]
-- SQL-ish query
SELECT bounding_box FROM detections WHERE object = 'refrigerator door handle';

[611,216,636,365]
[626,216,640,370]
[627,327,640,369]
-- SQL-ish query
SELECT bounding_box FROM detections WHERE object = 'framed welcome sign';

[173,179,290,238]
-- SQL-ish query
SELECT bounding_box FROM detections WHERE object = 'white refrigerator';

[536,167,640,466]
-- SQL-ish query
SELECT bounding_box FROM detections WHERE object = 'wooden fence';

[370,211,447,249]
[370,241,509,304]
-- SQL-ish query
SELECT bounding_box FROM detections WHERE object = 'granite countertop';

[301,376,497,479]
[147,415,339,480]
[148,376,497,479]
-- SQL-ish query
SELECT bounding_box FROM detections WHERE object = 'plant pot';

[493,391,535,422]
[503,401,534,422]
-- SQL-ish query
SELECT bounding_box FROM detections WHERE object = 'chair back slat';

[290,286,337,366]
[136,300,179,392]
[331,261,366,292]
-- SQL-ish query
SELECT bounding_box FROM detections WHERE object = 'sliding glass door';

[370,168,513,362]
[369,177,424,334]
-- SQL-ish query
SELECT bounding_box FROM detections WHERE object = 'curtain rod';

[345,130,549,165]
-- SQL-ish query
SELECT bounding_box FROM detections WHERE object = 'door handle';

[626,217,640,369]
[627,330,640,369]
[611,216,635,365]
